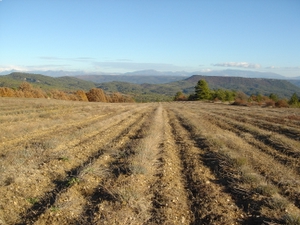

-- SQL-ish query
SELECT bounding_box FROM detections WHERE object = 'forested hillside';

[97,75,300,100]
[75,75,186,84]
[0,72,96,91]
[1,72,299,102]
[289,79,300,88]
[180,75,300,98]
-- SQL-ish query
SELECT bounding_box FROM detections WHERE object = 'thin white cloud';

[213,62,261,69]
[265,66,300,70]
[116,59,133,62]
[92,61,184,71]
[199,69,212,72]
[284,66,300,70]
[265,66,278,69]
[0,61,193,74]
[39,56,62,60]
[0,64,69,73]
[74,57,95,60]
[37,57,195,71]
[0,65,29,73]
[39,56,95,62]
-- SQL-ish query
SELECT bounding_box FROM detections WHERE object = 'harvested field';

[1,98,300,224]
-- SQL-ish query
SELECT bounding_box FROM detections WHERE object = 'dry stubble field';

[0,97,300,225]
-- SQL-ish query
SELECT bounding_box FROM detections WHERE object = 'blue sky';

[0,0,299,77]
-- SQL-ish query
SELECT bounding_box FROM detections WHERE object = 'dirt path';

[148,108,192,224]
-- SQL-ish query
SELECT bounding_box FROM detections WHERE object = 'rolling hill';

[0,72,96,91]
[1,72,299,102]
[74,75,187,84]
[97,75,300,100]
[181,75,300,97]
[289,79,300,88]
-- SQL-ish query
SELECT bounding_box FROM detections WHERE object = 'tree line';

[0,82,134,103]
[174,79,300,108]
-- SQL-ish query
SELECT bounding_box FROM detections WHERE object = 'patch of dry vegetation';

[0,81,135,103]
[0,98,151,224]
[1,98,300,224]
[168,102,300,224]
[87,105,163,224]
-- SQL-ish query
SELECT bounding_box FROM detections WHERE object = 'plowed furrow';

[2,106,153,225]
[166,108,244,225]
[171,106,300,221]
[0,106,148,187]
[181,102,300,128]
[212,111,300,141]
[205,114,300,173]
[0,105,96,125]
[83,105,163,224]
[206,112,300,159]
[0,106,133,150]
[0,106,60,118]
[147,108,191,224]
[76,113,154,224]
[27,106,155,225]
[229,109,300,128]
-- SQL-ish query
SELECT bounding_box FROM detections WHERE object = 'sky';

[0,0,300,77]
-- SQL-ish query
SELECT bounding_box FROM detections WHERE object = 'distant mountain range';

[75,75,186,84]
[0,70,121,77]
[1,69,300,80]
[74,69,300,87]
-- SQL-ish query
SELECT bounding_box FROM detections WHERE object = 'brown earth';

[0,98,300,225]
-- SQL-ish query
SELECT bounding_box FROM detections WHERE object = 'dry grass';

[168,102,300,223]
[1,98,300,224]
[90,105,163,224]
[0,98,150,224]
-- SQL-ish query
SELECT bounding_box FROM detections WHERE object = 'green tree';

[288,93,299,106]
[225,90,236,102]
[212,89,226,101]
[269,93,279,102]
[188,94,196,101]
[256,93,263,102]
[195,79,211,100]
